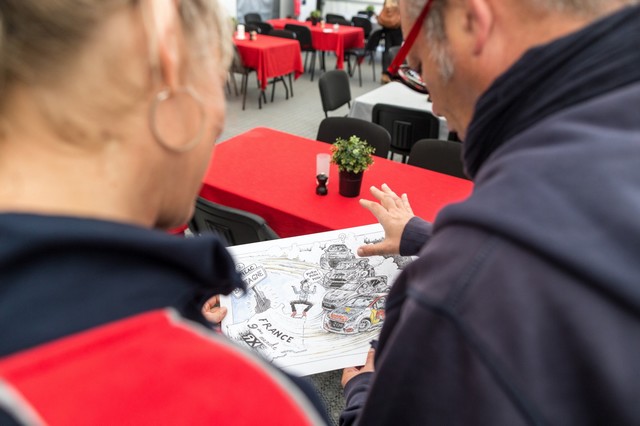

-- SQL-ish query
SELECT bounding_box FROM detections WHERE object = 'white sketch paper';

[221,224,413,376]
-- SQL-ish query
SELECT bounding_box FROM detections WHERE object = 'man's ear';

[144,0,180,89]
[466,0,493,55]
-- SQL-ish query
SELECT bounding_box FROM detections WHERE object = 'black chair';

[325,13,347,24]
[372,103,440,163]
[351,16,372,40]
[331,17,352,26]
[189,197,279,246]
[344,29,383,87]
[268,29,298,101]
[244,13,262,24]
[230,45,266,110]
[316,117,391,159]
[254,22,273,35]
[407,139,468,180]
[318,70,352,118]
[285,24,318,81]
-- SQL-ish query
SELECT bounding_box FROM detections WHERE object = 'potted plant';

[365,5,376,18]
[309,10,322,25]
[330,135,375,197]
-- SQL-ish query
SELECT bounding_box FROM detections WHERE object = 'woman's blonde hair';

[0,0,232,106]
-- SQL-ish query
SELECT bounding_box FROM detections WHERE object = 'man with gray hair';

[341,0,640,424]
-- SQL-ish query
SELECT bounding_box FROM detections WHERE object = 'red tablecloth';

[234,34,303,90]
[200,128,473,238]
[268,19,364,69]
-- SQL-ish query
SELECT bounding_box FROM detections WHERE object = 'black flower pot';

[310,17,319,25]
[339,170,363,197]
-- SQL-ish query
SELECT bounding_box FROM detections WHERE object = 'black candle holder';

[316,173,328,196]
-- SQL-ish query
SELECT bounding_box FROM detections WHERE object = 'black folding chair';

[316,117,391,159]
[372,103,440,162]
[407,139,468,179]
[318,70,352,118]
[189,197,279,246]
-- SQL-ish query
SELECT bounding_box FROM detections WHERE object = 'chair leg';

[288,73,294,97]
[358,60,362,87]
[241,73,248,111]
[271,79,276,103]
[304,51,309,72]
[310,51,317,81]
[371,52,376,82]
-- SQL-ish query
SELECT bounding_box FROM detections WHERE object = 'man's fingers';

[359,198,388,221]
[358,243,382,257]
[401,193,414,215]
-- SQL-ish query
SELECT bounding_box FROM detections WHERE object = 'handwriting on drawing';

[248,318,294,343]
[239,263,267,289]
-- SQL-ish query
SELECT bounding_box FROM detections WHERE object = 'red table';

[234,34,303,90]
[268,19,364,69]
[200,128,473,238]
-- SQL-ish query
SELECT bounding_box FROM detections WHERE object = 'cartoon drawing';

[319,243,355,269]
[322,276,389,310]
[220,224,414,376]
[323,258,376,288]
[323,294,387,334]
[290,279,317,318]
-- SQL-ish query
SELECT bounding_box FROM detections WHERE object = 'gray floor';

[219,49,384,143]
[219,51,387,425]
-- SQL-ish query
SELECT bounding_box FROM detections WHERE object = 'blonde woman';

[0,1,326,424]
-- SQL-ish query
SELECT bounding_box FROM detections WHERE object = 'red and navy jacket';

[0,214,328,425]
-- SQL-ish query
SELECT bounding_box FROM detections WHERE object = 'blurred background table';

[348,81,449,139]
[200,127,472,238]
[234,34,303,90]
[268,19,364,70]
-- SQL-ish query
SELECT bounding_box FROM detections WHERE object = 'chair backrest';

[365,29,384,53]
[269,29,297,40]
[326,13,346,24]
[407,139,468,179]
[188,198,279,246]
[244,13,262,24]
[244,23,260,34]
[318,70,352,115]
[254,22,273,35]
[372,103,440,154]
[351,16,372,39]
[284,24,313,50]
[332,18,352,26]
[316,117,391,158]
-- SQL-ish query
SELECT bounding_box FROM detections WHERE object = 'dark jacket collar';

[464,5,640,179]
[0,213,244,356]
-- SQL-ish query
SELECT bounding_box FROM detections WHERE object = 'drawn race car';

[322,294,387,334]
[319,244,355,269]
[322,259,374,288]
[321,276,389,310]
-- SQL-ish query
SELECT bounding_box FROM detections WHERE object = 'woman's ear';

[143,0,180,89]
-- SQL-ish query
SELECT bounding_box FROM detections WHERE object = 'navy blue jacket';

[0,214,328,424]
[342,6,640,425]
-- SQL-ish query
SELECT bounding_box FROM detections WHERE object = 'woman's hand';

[202,294,227,324]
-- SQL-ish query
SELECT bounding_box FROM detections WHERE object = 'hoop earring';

[149,86,206,153]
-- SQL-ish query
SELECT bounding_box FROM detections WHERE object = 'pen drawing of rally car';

[322,276,389,310]
[323,293,387,334]
[323,258,375,288]
[319,244,355,269]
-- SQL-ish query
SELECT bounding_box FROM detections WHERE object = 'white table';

[348,82,449,140]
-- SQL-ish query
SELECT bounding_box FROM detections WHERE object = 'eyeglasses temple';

[387,0,435,75]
